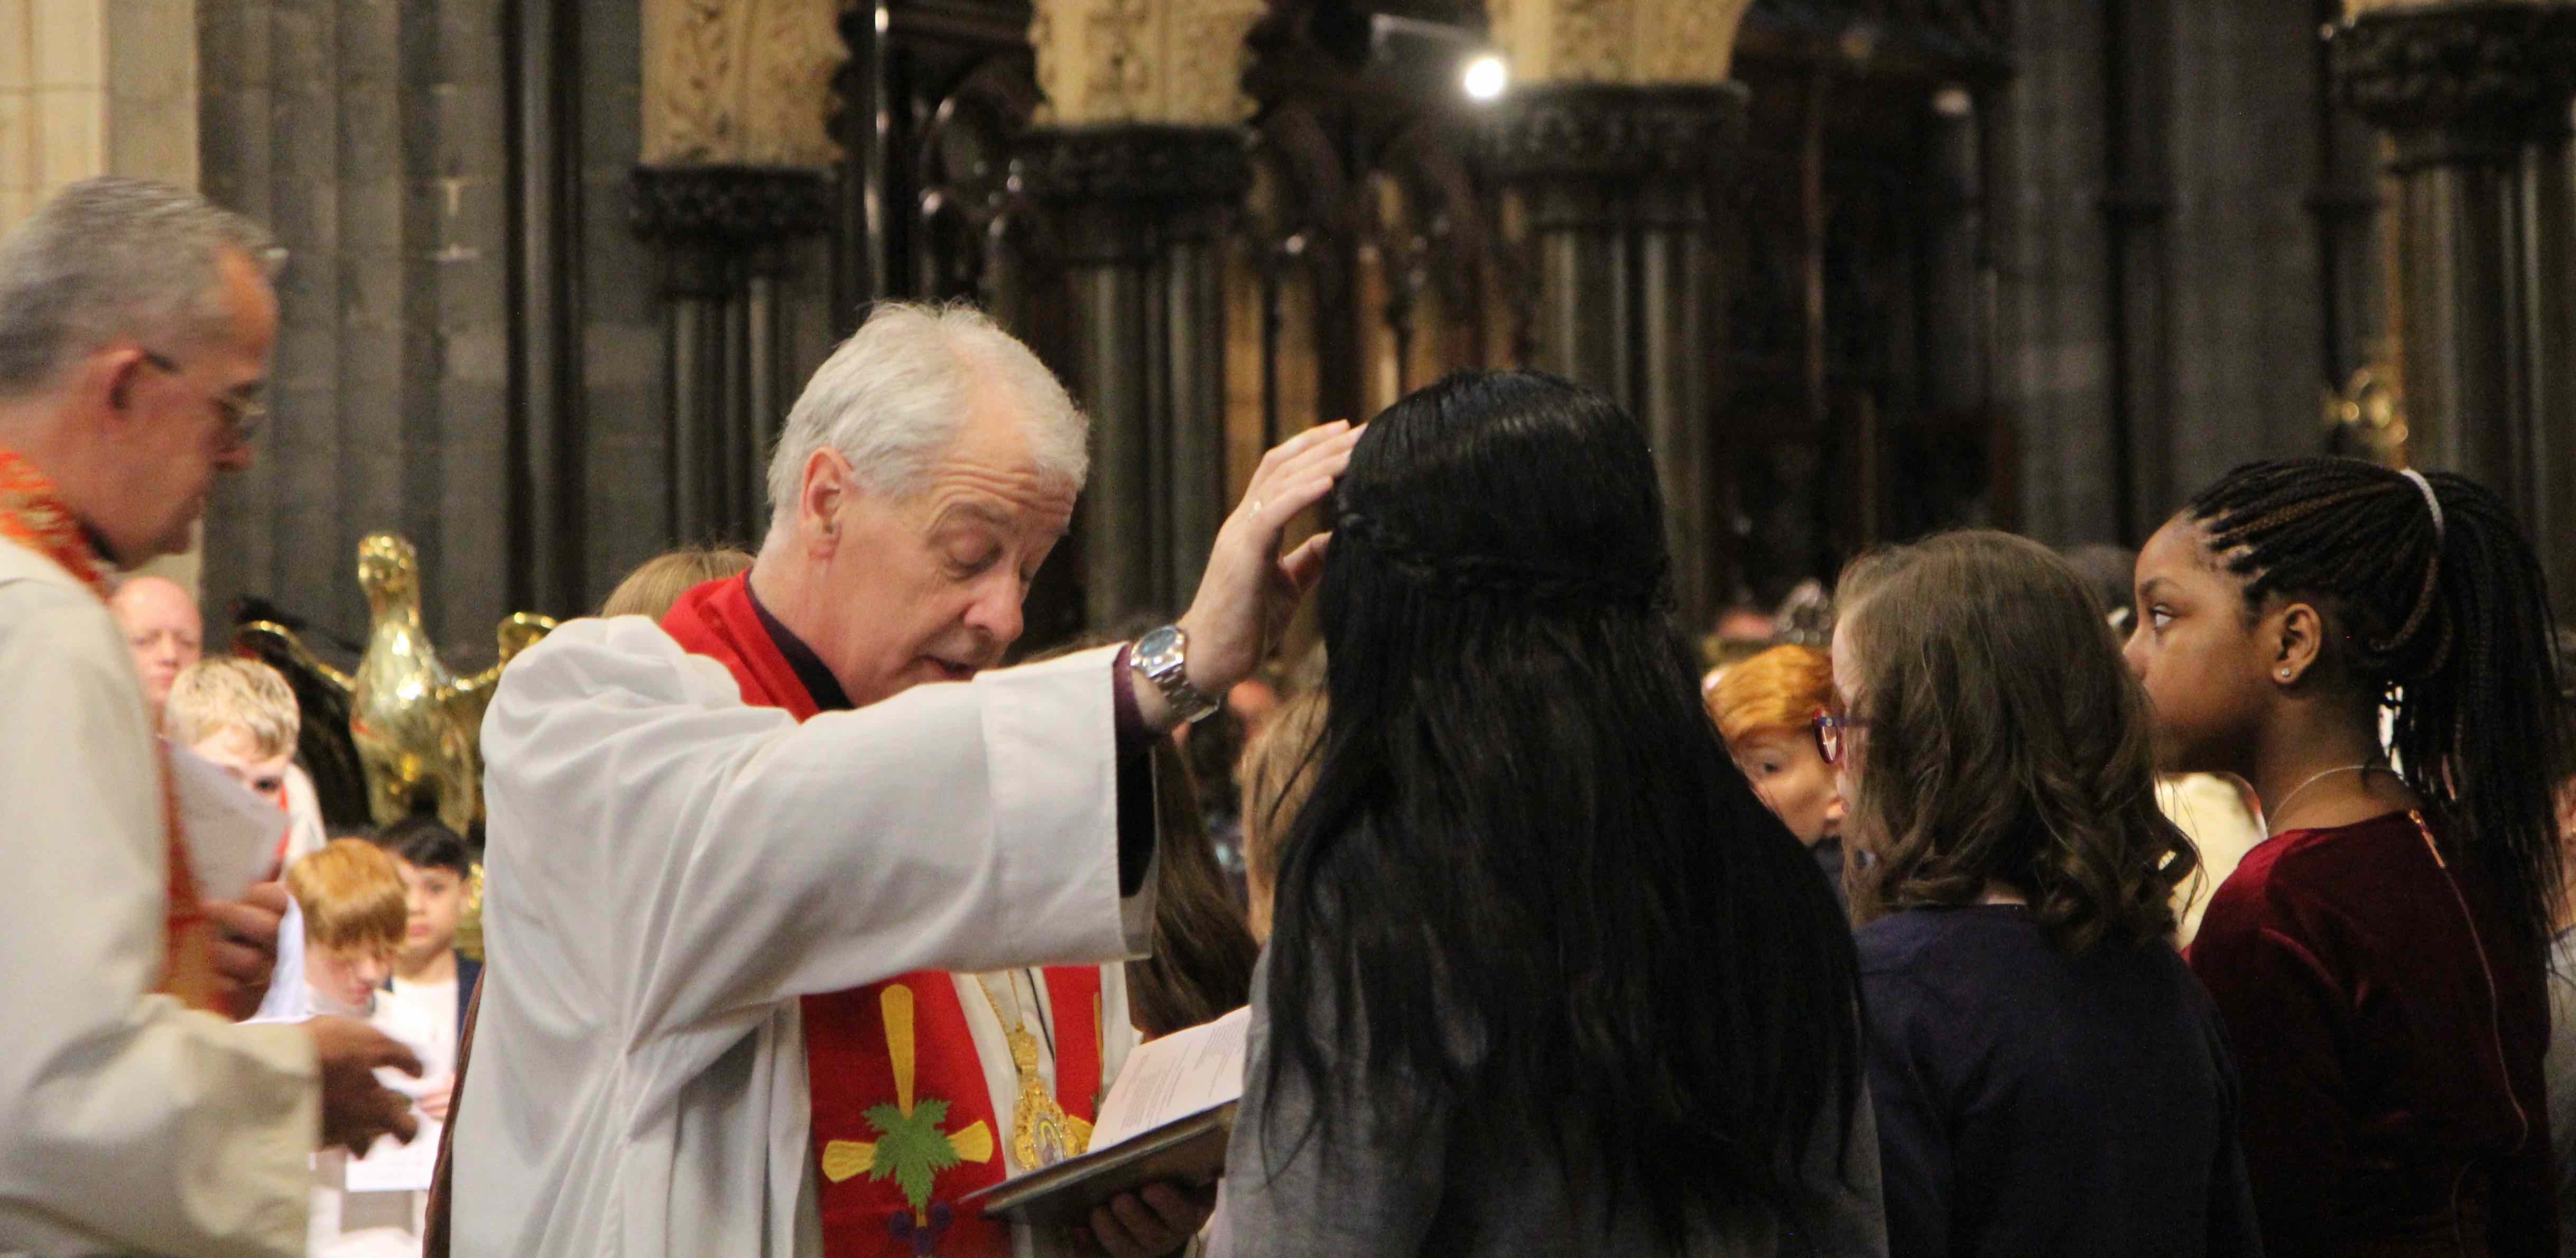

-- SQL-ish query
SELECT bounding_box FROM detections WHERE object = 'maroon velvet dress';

[2189,810,2555,1257]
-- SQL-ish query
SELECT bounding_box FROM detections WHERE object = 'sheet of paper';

[343,1116,439,1194]
[1090,1005,1249,1151]
[167,739,287,901]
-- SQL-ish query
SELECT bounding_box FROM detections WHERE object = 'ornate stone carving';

[1484,82,1750,182]
[630,165,836,245]
[1013,124,1254,205]
[2334,3,2576,157]
[1030,0,1264,125]
[1490,0,1755,86]
[643,0,845,168]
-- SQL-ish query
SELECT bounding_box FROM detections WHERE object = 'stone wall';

[1999,0,2370,544]
[197,0,677,659]
[2164,0,2342,498]
[1993,0,2116,544]
[0,0,198,230]
[0,0,202,586]
[196,0,513,653]
[577,0,677,605]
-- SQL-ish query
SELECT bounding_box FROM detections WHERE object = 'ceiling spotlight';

[1462,54,1508,101]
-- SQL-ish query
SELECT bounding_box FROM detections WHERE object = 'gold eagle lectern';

[237,532,555,834]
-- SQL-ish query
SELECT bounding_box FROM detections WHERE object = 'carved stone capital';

[633,165,833,300]
[2334,3,2576,166]
[631,165,836,251]
[1015,125,1254,263]
[1484,82,1749,186]
[1014,124,1254,206]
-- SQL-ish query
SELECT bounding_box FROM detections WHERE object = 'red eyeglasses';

[1811,707,1867,766]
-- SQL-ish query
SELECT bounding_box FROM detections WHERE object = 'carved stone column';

[634,0,841,546]
[1016,127,1254,625]
[1478,0,1756,631]
[1023,0,1264,628]
[2336,2,2576,608]
[2103,0,2176,544]
[1488,83,1747,630]
[631,167,833,545]
[2310,0,2389,395]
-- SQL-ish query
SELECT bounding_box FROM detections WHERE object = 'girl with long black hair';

[2127,458,2565,1255]
[1217,371,1882,1256]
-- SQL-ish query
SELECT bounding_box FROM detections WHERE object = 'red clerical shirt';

[2189,809,2555,1257]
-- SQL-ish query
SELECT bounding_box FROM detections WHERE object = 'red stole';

[660,575,1106,1258]
[0,448,218,1013]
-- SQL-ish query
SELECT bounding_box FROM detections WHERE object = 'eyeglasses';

[140,349,266,453]
[1812,707,1868,766]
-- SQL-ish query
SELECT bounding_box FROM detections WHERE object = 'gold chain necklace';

[974,972,1092,1171]
[2265,762,2382,836]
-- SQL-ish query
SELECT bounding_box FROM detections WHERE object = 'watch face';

[1136,625,1185,669]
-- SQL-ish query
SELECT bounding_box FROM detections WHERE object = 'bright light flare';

[1462,55,1508,101]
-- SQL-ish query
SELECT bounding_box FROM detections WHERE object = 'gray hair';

[0,177,277,397]
[766,302,1088,524]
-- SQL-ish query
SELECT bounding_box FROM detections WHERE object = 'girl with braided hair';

[2126,457,2566,1256]
[1218,371,1884,1256]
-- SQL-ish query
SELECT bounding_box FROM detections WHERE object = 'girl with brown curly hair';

[1833,530,2257,1257]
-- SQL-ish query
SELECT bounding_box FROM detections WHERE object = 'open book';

[963,1005,1249,1226]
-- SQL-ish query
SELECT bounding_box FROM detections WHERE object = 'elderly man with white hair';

[452,301,1357,1257]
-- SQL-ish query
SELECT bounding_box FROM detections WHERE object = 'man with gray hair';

[0,177,426,1256]
[455,301,1358,1256]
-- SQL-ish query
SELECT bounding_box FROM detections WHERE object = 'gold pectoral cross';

[1003,1019,1093,1170]
[980,974,1093,1171]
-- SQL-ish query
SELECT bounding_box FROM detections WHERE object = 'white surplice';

[280,763,329,871]
[451,617,1150,1257]
[0,535,319,1257]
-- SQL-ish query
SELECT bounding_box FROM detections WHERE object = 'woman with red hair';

[1708,644,1848,899]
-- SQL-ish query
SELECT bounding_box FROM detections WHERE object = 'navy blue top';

[1858,906,2260,1258]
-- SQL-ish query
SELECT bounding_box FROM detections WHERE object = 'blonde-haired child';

[165,656,298,809]
[1235,690,1326,944]
[165,656,328,872]
[600,545,753,618]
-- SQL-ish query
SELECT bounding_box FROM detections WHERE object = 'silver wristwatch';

[1131,625,1221,725]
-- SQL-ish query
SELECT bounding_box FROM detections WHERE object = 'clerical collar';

[745,582,853,712]
[77,521,122,568]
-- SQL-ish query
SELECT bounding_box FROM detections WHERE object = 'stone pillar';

[2309,0,2388,393]
[1021,0,1263,627]
[634,0,840,546]
[1015,129,1249,623]
[631,166,831,545]
[2334,1,2576,608]
[1483,0,1757,632]
[2101,0,2176,544]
